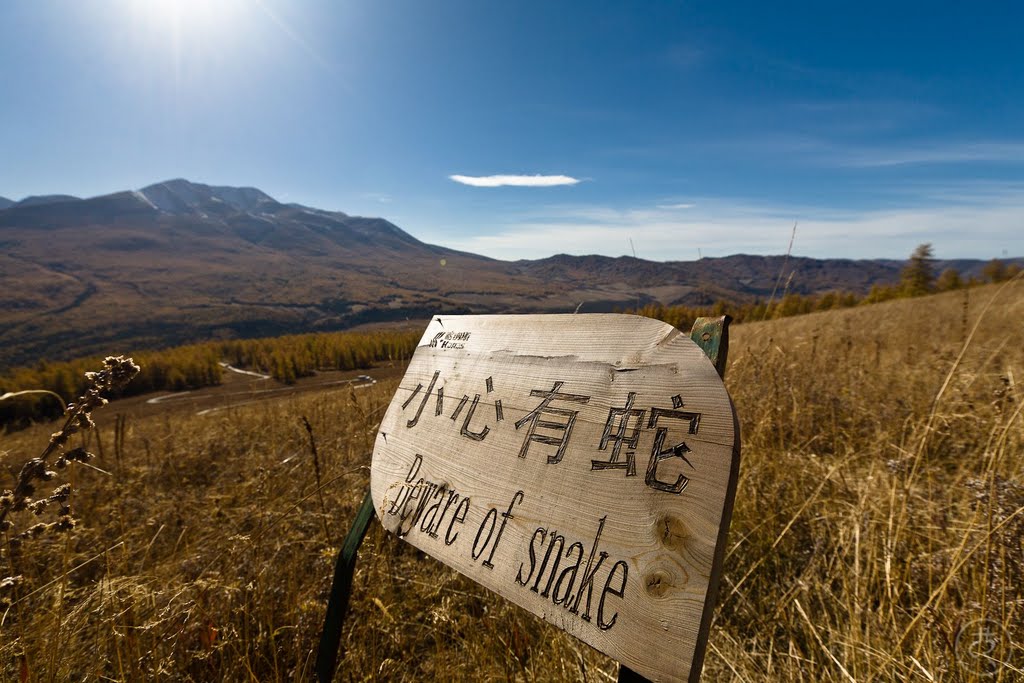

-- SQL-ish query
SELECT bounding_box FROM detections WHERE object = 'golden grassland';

[1,281,1022,681]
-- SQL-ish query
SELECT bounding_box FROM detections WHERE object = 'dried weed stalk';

[1,355,139,608]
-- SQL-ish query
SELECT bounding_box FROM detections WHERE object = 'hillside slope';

[1,282,1020,681]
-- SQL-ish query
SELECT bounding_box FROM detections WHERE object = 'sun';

[123,0,245,44]
[114,0,252,78]
[144,0,230,25]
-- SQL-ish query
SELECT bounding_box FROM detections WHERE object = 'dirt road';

[110,362,406,420]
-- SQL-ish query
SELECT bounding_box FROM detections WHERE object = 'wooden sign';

[370,314,740,683]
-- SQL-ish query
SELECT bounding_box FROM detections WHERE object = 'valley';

[3,179,1014,368]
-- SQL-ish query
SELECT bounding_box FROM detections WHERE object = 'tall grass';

[713,278,1023,680]
[0,282,1021,681]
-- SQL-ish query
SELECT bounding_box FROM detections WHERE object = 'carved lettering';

[514,381,590,463]
[592,392,646,476]
[569,515,609,621]
[516,527,547,586]
[645,407,701,494]
[482,491,524,568]
[516,515,627,632]
[446,497,470,546]
[552,542,584,605]
[418,485,448,536]
[387,453,423,515]
[472,507,498,560]
[404,371,441,428]
[598,560,629,630]
[531,531,565,597]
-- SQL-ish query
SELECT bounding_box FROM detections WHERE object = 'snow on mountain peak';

[139,179,277,215]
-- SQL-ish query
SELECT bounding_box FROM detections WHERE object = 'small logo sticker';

[428,331,471,350]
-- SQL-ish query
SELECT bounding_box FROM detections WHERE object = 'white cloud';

[657,202,696,210]
[449,174,581,188]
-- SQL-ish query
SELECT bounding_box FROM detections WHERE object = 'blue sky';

[1,1,1022,261]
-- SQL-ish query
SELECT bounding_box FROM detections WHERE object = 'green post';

[316,489,376,683]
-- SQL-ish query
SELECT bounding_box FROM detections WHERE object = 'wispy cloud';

[449,174,581,188]
[418,185,1024,262]
[838,141,1024,168]
[657,202,696,210]
[684,134,1024,170]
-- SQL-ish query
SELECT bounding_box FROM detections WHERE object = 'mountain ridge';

[0,179,1016,367]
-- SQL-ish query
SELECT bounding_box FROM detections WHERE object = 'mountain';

[138,178,274,214]
[13,194,81,208]
[0,197,13,210]
[0,179,1013,367]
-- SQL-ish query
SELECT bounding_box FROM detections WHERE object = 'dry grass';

[2,282,1023,681]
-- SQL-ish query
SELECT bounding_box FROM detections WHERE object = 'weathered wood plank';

[370,314,740,683]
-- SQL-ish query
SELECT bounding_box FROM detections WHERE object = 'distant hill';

[12,194,81,208]
[0,178,1015,367]
[0,197,13,210]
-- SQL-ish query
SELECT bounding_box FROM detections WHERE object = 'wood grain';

[370,314,740,683]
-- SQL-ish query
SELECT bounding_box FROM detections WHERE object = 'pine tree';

[901,243,935,297]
